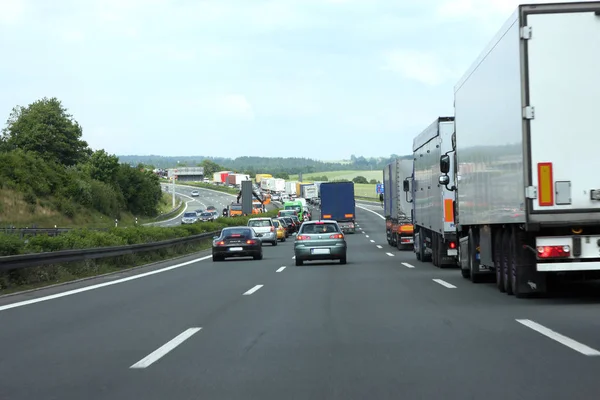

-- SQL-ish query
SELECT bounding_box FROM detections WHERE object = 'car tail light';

[270,226,275,232]
[296,235,310,240]
[449,241,456,249]
[315,221,324,224]
[216,241,225,246]
[246,239,256,245]
[231,234,241,237]
[329,233,344,239]
[537,245,570,258]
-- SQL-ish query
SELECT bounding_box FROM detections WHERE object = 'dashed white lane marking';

[386,252,394,257]
[362,231,366,234]
[516,319,600,356]
[365,235,369,238]
[376,245,383,249]
[292,256,296,259]
[401,262,415,268]
[356,205,385,220]
[130,328,202,369]
[276,266,286,272]
[243,285,263,295]
[0,255,213,312]
[370,240,375,243]
[432,279,456,288]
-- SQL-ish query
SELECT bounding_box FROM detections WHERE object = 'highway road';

[1,202,600,399]
[150,183,279,227]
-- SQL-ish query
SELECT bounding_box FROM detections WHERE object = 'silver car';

[181,211,199,224]
[294,220,347,266]
[191,190,200,197]
[247,217,278,246]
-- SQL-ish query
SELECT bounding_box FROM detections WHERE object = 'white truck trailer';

[410,117,458,267]
[438,2,600,297]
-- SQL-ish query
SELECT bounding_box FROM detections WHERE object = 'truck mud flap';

[512,231,547,297]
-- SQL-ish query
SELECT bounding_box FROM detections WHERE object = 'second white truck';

[410,117,458,267]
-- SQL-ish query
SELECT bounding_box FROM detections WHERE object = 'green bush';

[0,209,281,256]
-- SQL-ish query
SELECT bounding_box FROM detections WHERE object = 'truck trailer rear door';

[526,6,600,212]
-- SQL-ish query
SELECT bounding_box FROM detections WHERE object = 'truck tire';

[468,228,483,283]
[433,234,440,267]
[494,230,505,292]
[502,230,513,295]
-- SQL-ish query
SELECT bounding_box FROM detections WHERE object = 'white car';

[191,190,200,197]
[247,217,278,246]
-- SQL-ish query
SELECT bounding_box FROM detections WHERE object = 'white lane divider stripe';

[365,235,369,238]
[243,284,263,295]
[370,240,375,243]
[0,255,213,312]
[276,266,286,272]
[386,252,394,257]
[292,256,296,259]
[516,319,600,356]
[433,279,456,288]
[376,245,383,249]
[356,205,385,220]
[401,262,415,268]
[130,328,202,369]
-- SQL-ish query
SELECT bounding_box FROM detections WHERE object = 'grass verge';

[289,170,383,182]
[0,209,281,293]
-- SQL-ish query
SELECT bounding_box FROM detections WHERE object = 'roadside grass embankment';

[0,209,280,294]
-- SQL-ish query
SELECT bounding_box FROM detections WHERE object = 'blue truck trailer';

[319,182,356,233]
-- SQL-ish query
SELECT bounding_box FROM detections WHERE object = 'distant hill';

[117,154,412,175]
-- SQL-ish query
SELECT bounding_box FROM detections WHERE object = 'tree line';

[0,97,162,220]
[119,153,412,177]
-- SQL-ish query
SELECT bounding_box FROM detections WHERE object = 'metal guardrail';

[0,230,219,272]
[0,227,111,239]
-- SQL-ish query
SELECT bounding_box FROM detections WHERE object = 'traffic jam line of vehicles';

[380,2,600,300]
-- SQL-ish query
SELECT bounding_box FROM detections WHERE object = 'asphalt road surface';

[1,201,600,399]
[151,183,279,227]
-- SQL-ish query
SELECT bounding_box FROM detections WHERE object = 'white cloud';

[381,49,455,86]
[0,0,26,25]
[216,94,254,119]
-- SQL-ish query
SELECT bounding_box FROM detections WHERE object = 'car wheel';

[253,252,263,260]
[212,254,222,262]
[295,258,303,266]
[340,257,347,265]
[272,240,278,246]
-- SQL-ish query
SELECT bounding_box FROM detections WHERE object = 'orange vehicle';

[228,203,243,217]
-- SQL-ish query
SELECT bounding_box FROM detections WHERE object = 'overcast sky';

[0,0,570,160]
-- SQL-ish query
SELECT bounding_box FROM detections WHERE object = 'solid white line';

[356,205,385,220]
[376,245,383,249]
[130,328,202,369]
[516,319,600,356]
[386,252,394,257]
[0,255,213,312]
[276,266,286,272]
[401,262,415,268]
[243,284,263,295]
[432,279,456,288]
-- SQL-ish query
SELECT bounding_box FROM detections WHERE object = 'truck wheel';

[432,235,440,267]
[468,229,483,283]
[502,230,513,295]
[494,230,505,292]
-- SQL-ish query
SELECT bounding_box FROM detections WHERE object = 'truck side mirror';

[403,179,410,192]
[379,193,383,202]
[439,175,450,186]
[440,154,450,174]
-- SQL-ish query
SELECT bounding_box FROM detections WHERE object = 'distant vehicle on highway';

[191,190,200,197]
[294,220,347,266]
[195,209,205,214]
[206,205,217,211]
[198,212,216,222]
[181,212,199,224]
[247,217,278,246]
[272,219,287,242]
[212,227,263,261]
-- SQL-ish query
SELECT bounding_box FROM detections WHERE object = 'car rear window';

[273,220,280,227]
[248,220,272,227]
[183,212,197,218]
[223,228,252,238]
[301,223,339,234]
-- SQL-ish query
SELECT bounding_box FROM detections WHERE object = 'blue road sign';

[376,183,384,194]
